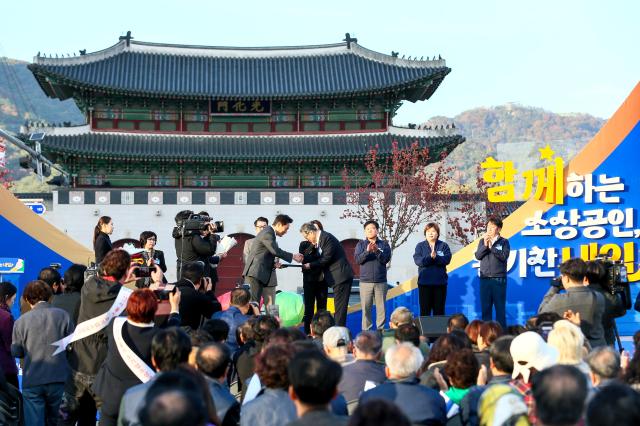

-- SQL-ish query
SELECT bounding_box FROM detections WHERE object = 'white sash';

[113,317,156,383]
[51,286,133,355]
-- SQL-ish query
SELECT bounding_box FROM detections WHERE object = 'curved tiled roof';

[30,38,450,101]
[37,126,464,162]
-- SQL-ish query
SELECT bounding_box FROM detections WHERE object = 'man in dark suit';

[174,261,221,330]
[300,222,354,327]
[243,214,303,306]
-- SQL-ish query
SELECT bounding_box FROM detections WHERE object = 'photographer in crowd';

[174,261,222,330]
[173,210,224,282]
[584,260,627,346]
[538,258,606,347]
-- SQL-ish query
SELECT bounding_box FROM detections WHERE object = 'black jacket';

[475,236,510,278]
[309,231,354,287]
[173,228,219,280]
[299,240,325,284]
[173,278,221,330]
[94,232,112,264]
[68,275,122,375]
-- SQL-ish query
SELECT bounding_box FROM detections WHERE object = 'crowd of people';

[0,212,638,425]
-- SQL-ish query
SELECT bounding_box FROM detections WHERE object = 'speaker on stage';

[415,315,451,338]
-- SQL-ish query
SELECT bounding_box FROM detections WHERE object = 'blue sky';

[1,0,637,124]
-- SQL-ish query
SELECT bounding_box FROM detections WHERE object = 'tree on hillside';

[0,167,12,189]
[341,141,452,252]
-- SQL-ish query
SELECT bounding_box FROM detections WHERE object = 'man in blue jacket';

[355,220,392,331]
[475,216,511,328]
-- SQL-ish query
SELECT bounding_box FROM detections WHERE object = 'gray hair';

[385,342,423,378]
[390,306,414,327]
[586,346,620,379]
[299,222,318,234]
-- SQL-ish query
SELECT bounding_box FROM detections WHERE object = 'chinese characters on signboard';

[210,100,271,115]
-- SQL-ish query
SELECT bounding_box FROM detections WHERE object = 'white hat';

[510,331,559,383]
[323,326,351,349]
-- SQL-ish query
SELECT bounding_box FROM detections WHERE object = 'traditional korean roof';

[33,125,464,163]
[29,35,450,102]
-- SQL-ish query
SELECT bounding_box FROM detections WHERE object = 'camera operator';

[584,260,626,347]
[538,258,606,348]
[173,210,225,283]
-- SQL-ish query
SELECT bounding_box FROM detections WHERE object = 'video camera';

[595,256,632,309]
[175,212,224,237]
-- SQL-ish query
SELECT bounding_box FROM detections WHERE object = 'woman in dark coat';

[140,231,168,284]
[413,222,452,317]
[0,282,18,388]
[92,288,180,426]
[93,216,114,264]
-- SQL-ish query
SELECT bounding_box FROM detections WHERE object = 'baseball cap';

[510,331,559,383]
[323,326,351,349]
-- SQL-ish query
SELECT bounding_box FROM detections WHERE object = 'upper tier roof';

[29,36,450,102]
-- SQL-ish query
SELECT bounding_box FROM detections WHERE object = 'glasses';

[147,238,157,242]
[256,225,267,229]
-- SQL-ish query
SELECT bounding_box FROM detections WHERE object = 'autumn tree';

[341,141,452,252]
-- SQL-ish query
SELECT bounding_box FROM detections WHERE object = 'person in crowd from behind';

[93,215,114,265]
[531,365,588,426]
[213,287,259,354]
[241,343,298,426]
[92,288,181,426]
[547,320,590,376]
[201,318,230,343]
[339,331,386,404]
[139,365,220,426]
[355,220,392,331]
[310,310,335,347]
[117,327,192,426]
[465,319,484,351]
[52,263,87,325]
[287,349,348,426]
[359,342,447,425]
[437,348,480,420]
[60,249,162,426]
[0,282,18,388]
[196,342,241,426]
[475,216,510,328]
[414,222,452,317]
[244,214,302,306]
[509,331,559,422]
[140,231,167,282]
[300,222,354,327]
[420,332,471,389]
[381,306,413,352]
[172,209,221,281]
[586,382,640,426]
[323,326,355,366]
[188,330,213,367]
[622,342,640,391]
[447,313,469,333]
[236,315,279,400]
[12,280,73,426]
[539,257,606,347]
[348,399,411,426]
[475,321,503,375]
[38,266,65,295]
[299,220,329,335]
[584,260,626,346]
[173,261,221,330]
[586,346,620,389]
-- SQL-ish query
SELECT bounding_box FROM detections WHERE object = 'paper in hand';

[218,236,238,254]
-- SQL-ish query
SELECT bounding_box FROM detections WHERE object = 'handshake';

[292,253,304,263]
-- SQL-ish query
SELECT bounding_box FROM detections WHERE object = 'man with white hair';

[381,306,429,357]
[586,346,621,388]
[359,342,446,425]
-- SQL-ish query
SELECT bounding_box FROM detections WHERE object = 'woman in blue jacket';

[413,222,452,316]
[355,220,392,331]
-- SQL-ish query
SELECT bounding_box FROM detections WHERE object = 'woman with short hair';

[413,222,452,316]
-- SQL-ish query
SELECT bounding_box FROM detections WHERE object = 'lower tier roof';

[32,125,465,162]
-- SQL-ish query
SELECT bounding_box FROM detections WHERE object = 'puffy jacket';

[354,239,391,283]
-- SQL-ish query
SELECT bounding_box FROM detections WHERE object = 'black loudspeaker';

[415,315,451,338]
